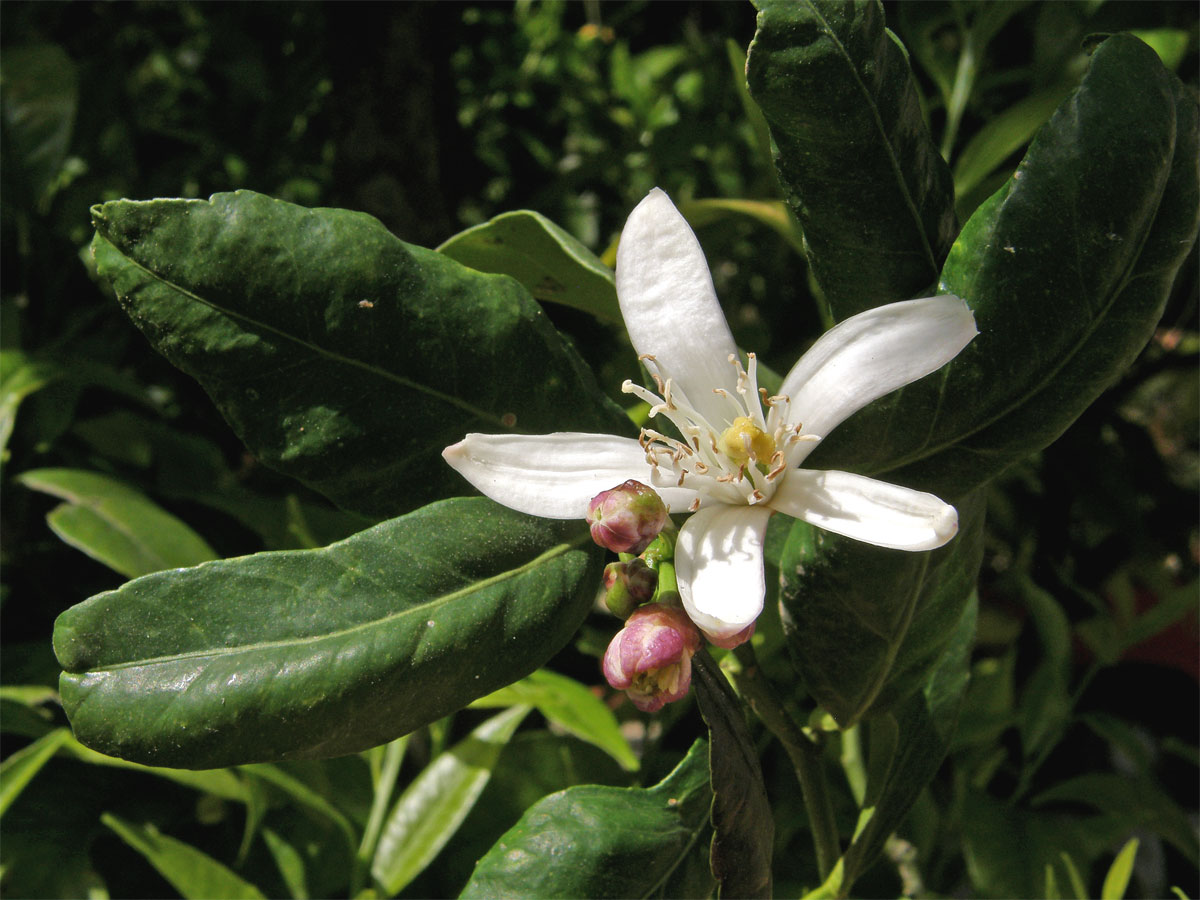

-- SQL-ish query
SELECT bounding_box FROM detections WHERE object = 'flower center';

[718,416,776,466]
[621,352,816,509]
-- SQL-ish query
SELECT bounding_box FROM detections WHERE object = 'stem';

[729,643,840,880]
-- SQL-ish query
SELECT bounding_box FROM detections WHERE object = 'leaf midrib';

[73,537,585,672]
[802,0,941,282]
[97,231,506,428]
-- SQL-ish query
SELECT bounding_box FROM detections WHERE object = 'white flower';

[443,188,978,645]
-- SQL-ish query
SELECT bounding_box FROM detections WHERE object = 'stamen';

[688,497,701,512]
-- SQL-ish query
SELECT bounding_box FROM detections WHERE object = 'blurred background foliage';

[2,1,1197,898]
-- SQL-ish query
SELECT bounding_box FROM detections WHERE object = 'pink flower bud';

[603,558,658,618]
[587,480,668,554]
[602,604,701,712]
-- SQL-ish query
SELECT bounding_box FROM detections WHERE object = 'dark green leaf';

[840,590,976,886]
[810,34,1200,499]
[371,705,529,894]
[460,739,713,899]
[18,468,218,577]
[746,0,957,317]
[101,813,266,900]
[779,488,986,726]
[54,497,601,767]
[1033,774,1199,866]
[692,649,773,899]
[0,44,78,206]
[437,209,621,324]
[90,191,626,519]
[470,668,638,771]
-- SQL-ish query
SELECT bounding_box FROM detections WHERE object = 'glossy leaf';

[102,813,266,900]
[809,35,1200,500]
[470,668,638,771]
[18,468,217,577]
[0,728,71,817]
[90,191,627,519]
[779,489,986,726]
[677,198,805,255]
[746,0,957,317]
[840,591,976,887]
[437,209,621,324]
[692,649,773,899]
[460,739,713,899]
[370,705,530,895]
[54,497,601,767]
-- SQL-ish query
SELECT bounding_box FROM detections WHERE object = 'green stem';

[730,643,840,880]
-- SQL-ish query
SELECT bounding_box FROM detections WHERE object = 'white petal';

[769,469,958,551]
[676,505,772,642]
[779,295,977,446]
[443,432,698,518]
[616,188,739,425]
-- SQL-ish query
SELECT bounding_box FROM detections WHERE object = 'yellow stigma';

[718,416,776,465]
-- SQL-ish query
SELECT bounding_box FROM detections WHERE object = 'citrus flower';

[602,603,701,712]
[443,188,978,645]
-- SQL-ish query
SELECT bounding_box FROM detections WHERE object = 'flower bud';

[602,603,701,712]
[587,480,668,554]
[603,558,658,618]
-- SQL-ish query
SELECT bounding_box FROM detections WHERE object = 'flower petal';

[443,432,698,518]
[676,504,772,642]
[616,188,739,425]
[769,468,958,551]
[779,295,977,449]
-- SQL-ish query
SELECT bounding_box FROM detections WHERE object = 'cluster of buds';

[588,480,737,713]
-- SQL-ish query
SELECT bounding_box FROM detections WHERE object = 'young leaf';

[809,34,1200,501]
[0,44,78,207]
[746,0,957,317]
[54,497,601,767]
[470,668,638,771]
[1100,838,1139,900]
[0,728,72,817]
[692,649,773,899]
[460,739,713,899]
[261,828,308,900]
[18,468,217,577]
[90,191,627,519]
[778,489,986,727]
[370,705,530,894]
[101,813,266,900]
[437,210,622,324]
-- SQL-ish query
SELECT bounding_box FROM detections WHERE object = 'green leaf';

[677,198,805,256]
[54,497,601,767]
[460,739,713,899]
[1033,774,1199,866]
[18,468,218,577]
[471,668,638,771]
[840,590,976,887]
[101,813,266,900]
[952,82,1077,201]
[810,34,1200,500]
[261,828,308,900]
[692,649,773,899]
[0,44,78,207]
[1015,577,1073,763]
[0,351,61,459]
[1100,838,1139,900]
[746,0,957,317]
[60,733,248,803]
[370,705,530,895]
[437,210,621,324]
[237,763,356,861]
[90,191,626,519]
[0,728,72,817]
[778,489,986,726]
